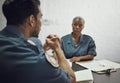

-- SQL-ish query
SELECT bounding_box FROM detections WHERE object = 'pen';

[97,68,116,74]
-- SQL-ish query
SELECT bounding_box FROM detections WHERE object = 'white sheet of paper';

[75,69,93,82]
[76,59,120,72]
[76,81,93,83]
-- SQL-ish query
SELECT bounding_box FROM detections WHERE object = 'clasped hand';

[44,34,61,51]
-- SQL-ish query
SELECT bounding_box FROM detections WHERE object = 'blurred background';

[0,0,120,62]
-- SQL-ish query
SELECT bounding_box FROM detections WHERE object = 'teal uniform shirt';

[61,33,97,59]
[0,26,70,83]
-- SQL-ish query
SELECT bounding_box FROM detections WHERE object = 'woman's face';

[72,18,84,33]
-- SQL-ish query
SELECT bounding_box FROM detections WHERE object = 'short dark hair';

[72,16,85,24]
[2,0,40,25]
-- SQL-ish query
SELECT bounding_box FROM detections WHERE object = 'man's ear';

[28,15,35,27]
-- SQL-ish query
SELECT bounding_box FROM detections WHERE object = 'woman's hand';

[70,57,81,62]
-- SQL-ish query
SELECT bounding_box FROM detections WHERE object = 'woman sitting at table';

[61,16,97,62]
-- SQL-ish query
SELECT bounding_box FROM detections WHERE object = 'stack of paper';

[76,59,120,73]
[75,69,93,83]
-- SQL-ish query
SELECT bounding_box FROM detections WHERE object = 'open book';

[75,69,93,83]
[76,59,120,74]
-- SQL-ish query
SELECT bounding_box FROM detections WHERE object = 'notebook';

[75,69,93,83]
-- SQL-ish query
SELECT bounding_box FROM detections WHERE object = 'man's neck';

[18,25,31,38]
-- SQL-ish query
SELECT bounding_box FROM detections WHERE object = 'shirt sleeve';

[27,37,71,83]
[0,37,71,83]
[87,38,97,56]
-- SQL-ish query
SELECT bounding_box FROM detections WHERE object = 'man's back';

[0,0,76,82]
[0,26,70,83]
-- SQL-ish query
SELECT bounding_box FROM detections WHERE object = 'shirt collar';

[68,32,84,44]
[3,25,24,38]
[80,34,84,43]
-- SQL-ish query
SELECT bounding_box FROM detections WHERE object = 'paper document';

[76,59,120,73]
[76,81,93,83]
[75,69,93,83]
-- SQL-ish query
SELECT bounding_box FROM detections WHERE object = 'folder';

[76,59,120,74]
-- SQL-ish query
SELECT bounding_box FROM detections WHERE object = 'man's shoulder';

[0,34,23,45]
[28,37,42,45]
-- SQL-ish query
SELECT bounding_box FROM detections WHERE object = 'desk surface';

[72,63,120,83]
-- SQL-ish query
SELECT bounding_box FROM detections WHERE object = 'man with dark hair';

[0,0,76,83]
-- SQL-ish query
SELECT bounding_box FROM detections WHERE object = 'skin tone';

[18,8,42,38]
[45,34,76,83]
[69,18,94,62]
[17,6,76,83]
